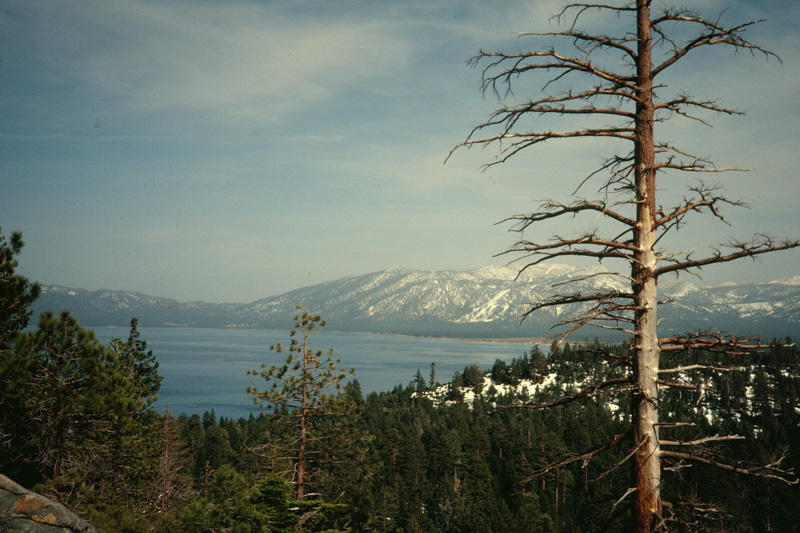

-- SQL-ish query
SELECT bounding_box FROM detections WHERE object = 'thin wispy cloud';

[4,1,415,123]
[1,0,798,302]
[287,135,345,144]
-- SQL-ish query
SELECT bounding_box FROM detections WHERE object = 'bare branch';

[651,14,780,78]
[657,380,700,392]
[514,30,636,62]
[655,182,746,230]
[521,431,631,482]
[551,270,634,288]
[656,422,697,429]
[658,364,744,374]
[613,486,638,510]
[591,436,647,483]
[655,236,800,278]
[522,295,637,347]
[661,449,797,485]
[505,88,636,119]
[450,126,634,170]
[501,233,635,267]
[659,331,776,354]
[471,48,635,98]
[572,151,636,196]
[660,434,745,447]
[501,198,636,230]
[655,93,745,123]
[554,3,636,28]
[520,290,634,319]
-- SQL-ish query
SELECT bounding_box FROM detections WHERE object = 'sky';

[2,0,799,303]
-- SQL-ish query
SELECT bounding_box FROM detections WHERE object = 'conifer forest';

[3,1,800,532]
[2,227,799,531]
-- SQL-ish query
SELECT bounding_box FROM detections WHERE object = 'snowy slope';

[34,265,800,338]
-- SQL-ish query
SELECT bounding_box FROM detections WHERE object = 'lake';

[92,327,538,419]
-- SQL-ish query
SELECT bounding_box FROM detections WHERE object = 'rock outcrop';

[0,475,96,532]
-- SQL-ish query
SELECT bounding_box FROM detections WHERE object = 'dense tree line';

[2,229,798,532]
[158,340,799,532]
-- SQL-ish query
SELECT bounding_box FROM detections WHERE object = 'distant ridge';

[32,265,800,340]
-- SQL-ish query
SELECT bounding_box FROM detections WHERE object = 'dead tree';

[449,2,798,531]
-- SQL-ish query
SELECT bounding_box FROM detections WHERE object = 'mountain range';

[31,264,800,340]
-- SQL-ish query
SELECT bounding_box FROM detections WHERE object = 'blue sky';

[2,0,798,303]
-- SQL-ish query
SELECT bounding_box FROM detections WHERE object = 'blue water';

[92,327,536,419]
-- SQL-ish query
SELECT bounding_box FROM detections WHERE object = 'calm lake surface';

[93,327,536,419]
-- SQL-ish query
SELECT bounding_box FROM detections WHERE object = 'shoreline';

[89,324,554,344]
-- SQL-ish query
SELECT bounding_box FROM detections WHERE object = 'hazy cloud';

[2,0,798,302]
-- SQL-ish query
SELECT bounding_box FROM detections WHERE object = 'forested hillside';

[2,228,799,531]
[169,341,800,532]
[4,324,799,531]
[5,0,800,530]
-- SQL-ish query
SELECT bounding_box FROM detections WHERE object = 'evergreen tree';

[1,310,134,486]
[250,475,298,533]
[153,410,194,515]
[0,227,40,480]
[0,228,40,354]
[412,368,427,392]
[203,424,234,472]
[0,307,170,526]
[108,318,162,412]
[181,464,262,533]
[247,305,355,500]
[177,413,207,486]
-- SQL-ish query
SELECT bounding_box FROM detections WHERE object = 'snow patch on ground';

[454,290,510,323]
[413,357,798,436]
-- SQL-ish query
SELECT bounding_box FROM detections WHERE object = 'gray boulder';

[0,475,96,532]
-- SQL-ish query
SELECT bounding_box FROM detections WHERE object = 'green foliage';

[68,337,793,533]
[108,318,162,412]
[89,504,185,533]
[0,227,40,353]
[1,230,796,531]
[180,465,352,533]
[246,305,357,501]
[182,464,265,532]
[250,475,298,533]
[0,243,170,523]
[247,305,354,414]
[1,310,135,485]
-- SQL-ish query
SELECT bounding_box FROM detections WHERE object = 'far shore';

[89,324,591,346]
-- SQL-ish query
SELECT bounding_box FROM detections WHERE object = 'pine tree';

[108,317,162,412]
[449,2,799,529]
[0,228,40,354]
[0,227,40,481]
[154,410,194,515]
[247,305,355,501]
[2,310,133,485]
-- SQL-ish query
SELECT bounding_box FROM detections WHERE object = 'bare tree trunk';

[161,414,171,511]
[632,2,662,530]
[298,409,306,501]
[449,2,800,526]
[297,333,310,501]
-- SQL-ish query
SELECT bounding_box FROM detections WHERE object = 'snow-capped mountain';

[33,265,800,339]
